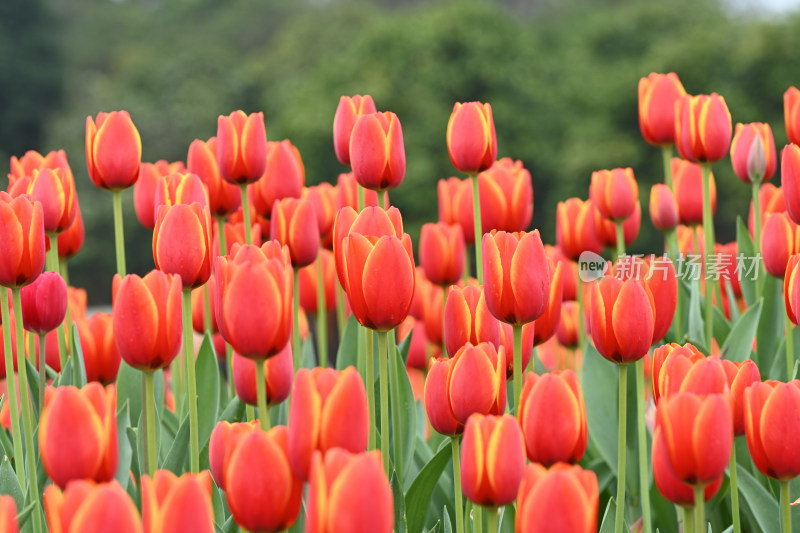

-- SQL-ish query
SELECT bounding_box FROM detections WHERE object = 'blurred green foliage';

[3,0,800,303]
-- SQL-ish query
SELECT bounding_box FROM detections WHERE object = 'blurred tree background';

[2,0,799,304]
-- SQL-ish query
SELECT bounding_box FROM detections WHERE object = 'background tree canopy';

[2,0,799,303]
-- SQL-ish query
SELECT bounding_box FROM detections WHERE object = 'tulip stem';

[293,269,301,369]
[37,334,46,417]
[47,236,69,378]
[781,480,792,533]
[335,284,346,342]
[141,373,150,476]
[239,185,252,245]
[12,288,43,533]
[701,163,715,348]
[0,287,24,493]
[451,437,465,533]
[471,175,484,284]
[473,505,483,533]
[615,363,628,533]
[255,360,270,431]
[143,370,157,476]
[729,440,741,533]
[365,328,376,451]
[635,359,652,533]
[246,404,255,422]
[203,284,213,334]
[316,256,328,367]
[485,507,498,533]
[682,506,694,533]
[693,485,705,533]
[377,190,385,210]
[112,189,127,277]
[182,289,200,472]
[512,324,523,413]
[662,146,674,190]
[667,229,684,342]
[615,221,626,259]
[787,314,795,380]
[752,181,763,298]
[378,330,390,478]
[358,184,366,211]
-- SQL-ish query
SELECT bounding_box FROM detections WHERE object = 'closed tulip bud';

[208,420,259,490]
[532,261,563,347]
[152,172,209,221]
[624,255,677,345]
[672,158,715,226]
[731,122,777,183]
[762,213,800,277]
[784,255,800,325]
[20,271,67,334]
[69,286,88,319]
[333,205,404,283]
[303,183,338,246]
[446,102,497,174]
[44,480,142,533]
[251,140,305,217]
[0,192,46,288]
[744,380,800,480]
[288,367,369,480]
[233,345,293,407]
[153,203,212,289]
[133,162,169,229]
[423,356,463,436]
[721,359,760,436]
[216,110,268,185]
[419,222,466,286]
[785,86,800,146]
[589,275,655,364]
[334,95,377,167]
[594,202,642,249]
[649,184,679,232]
[437,176,475,243]
[651,343,705,404]
[443,285,501,359]
[85,111,142,190]
[399,317,434,370]
[478,158,534,233]
[483,230,551,325]
[546,245,577,300]
[663,355,731,400]
[749,183,786,236]
[589,168,638,221]
[187,137,242,217]
[270,197,320,268]
[656,392,732,485]
[40,383,118,488]
[557,301,579,348]
[337,172,385,211]
[675,93,733,163]
[77,313,122,385]
[421,282,447,345]
[307,449,393,533]
[518,371,587,465]
[652,425,723,507]
[516,463,598,533]
[9,149,72,182]
[349,112,405,191]
[25,168,77,234]
[782,144,800,226]
[58,199,85,260]
[225,426,303,532]
[112,270,182,371]
[214,242,293,359]
[298,250,337,314]
[0,495,18,533]
[638,72,686,146]
[461,414,525,506]
[140,470,213,533]
[555,198,603,261]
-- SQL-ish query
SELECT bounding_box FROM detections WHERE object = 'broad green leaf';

[197,332,221,451]
[498,504,515,533]
[218,396,246,424]
[598,497,628,533]
[737,463,780,533]
[126,426,141,486]
[69,323,88,386]
[116,361,144,426]
[392,472,408,533]
[115,403,132,488]
[336,315,360,371]
[720,299,762,363]
[212,483,226,528]
[163,413,191,474]
[389,333,416,487]
[712,305,731,346]
[755,274,783,369]
[0,456,22,511]
[24,359,40,417]
[688,279,708,352]
[406,441,453,533]
[724,278,740,322]
[580,343,618,471]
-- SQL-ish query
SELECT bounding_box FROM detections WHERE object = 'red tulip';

[532,261,563,346]
[651,343,705,404]
[649,184,679,232]
[652,425,723,506]
[398,317,434,370]
[516,463,598,533]
[208,420,259,490]
[212,219,262,257]
[419,222,465,286]
[762,213,800,277]
[44,480,142,533]
[674,93,733,163]
[461,414,525,506]
[749,182,786,236]
[721,359,761,436]
[477,158,534,233]
[731,122,777,183]
[85,111,142,190]
[349,112,405,191]
[152,172,209,221]
[0,495,18,533]
[0,192,46,288]
[303,183,338,246]
[251,140,305,218]
[232,345,293,407]
[638,72,686,146]
[744,380,800,480]
[191,275,218,335]
[589,167,638,221]
[216,110,268,185]
[153,203,213,289]
[76,313,122,385]
[613,255,677,344]
[141,470,214,533]
[18,168,77,235]
[39,383,118,488]
[270,197,320,268]
[298,249,337,314]
[446,101,497,174]
[333,95,377,167]
[20,271,67,334]
[555,198,603,261]
[187,137,242,217]
[781,144,800,226]
[437,176,475,243]
[133,162,169,229]
[443,284,501,359]
[421,281,447,346]
[9,149,72,182]
[784,86,800,146]
[589,274,654,364]
[58,199,85,260]
[556,301,579,348]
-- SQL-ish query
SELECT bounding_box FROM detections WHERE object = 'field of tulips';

[0,73,800,533]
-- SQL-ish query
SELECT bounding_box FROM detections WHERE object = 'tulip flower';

[152,172,209,219]
[721,359,760,436]
[44,480,142,533]
[782,144,800,226]
[270,197,320,268]
[419,222,466,286]
[9,149,72,181]
[651,343,705,404]
[298,249,337,313]
[532,261,563,347]
[443,285,501,358]
[477,158,534,233]
[288,367,369,480]
[0,495,17,533]
[437,176,475,243]
[744,380,800,480]
[421,281,447,346]
[594,202,642,250]
[461,414,525,507]
[232,345,293,407]
[650,184,679,232]
[0,192,46,288]
[785,255,800,326]
[731,122,777,184]
[153,203,213,289]
[213,218,262,256]
[555,198,603,260]
[652,425,723,507]
[304,183,338,246]
[57,199,85,261]
[749,182,786,236]
[614,255,677,345]
[20,271,67,335]
[334,94,377,166]
[225,426,303,532]
[674,93,733,164]
[670,158,716,226]
[141,470,214,533]
[208,420,259,490]
[399,317,436,370]
[499,321,534,378]
[85,111,142,190]
[187,137,242,217]
[518,370,587,465]
[556,301,579,348]
[216,110,267,185]
[306,449,394,533]
[589,168,638,222]
[349,111,405,191]
[251,140,305,218]
[515,463,599,533]
[762,213,799,277]
[76,313,122,385]
[16,168,77,236]
[638,72,686,146]
[133,162,169,229]
[785,86,800,146]
[39,383,118,488]
[446,101,497,174]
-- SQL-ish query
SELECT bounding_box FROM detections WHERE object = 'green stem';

[226,343,234,399]
[240,185,252,245]
[636,359,652,533]
[46,234,58,273]
[752,182,763,299]
[255,359,270,431]
[615,221,626,259]
[141,372,150,476]
[246,404,255,422]
[182,289,200,472]
[112,189,127,277]
[377,190,385,210]
[365,328,376,451]
[682,506,694,533]
[143,371,157,476]
[38,334,45,418]
[12,288,42,533]
[694,484,705,533]
[666,229,683,342]
[787,314,795,380]
[60,258,74,370]
[781,480,792,533]
[358,184,365,212]
[471,175,484,284]
[0,287,24,492]
[335,283,346,341]
[292,269,301,369]
[203,284,212,334]
[451,437,465,533]
[316,256,328,367]
[378,330,390,478]
[701,163,715,349]
[512,324,523,413]
[615,364,628,533]
[473,505,483,533]
[730,440,741,533]
[217,215,235,398]
[485,507,498,533]
[662,145,674,190]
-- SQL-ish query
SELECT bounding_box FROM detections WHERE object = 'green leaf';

[406,440,453,533]
[0,456,22,511]
[69,323,88,386]
[126,426,141,484]
[598,497,628,533]
[197,332,221,451]
[498,504,515,533]
[755,274,783,369]
[737,216,756,307]
[688,278,709,353]
[580,343,618,471]
[23,359,40,417]
[300,336,316,369]
[737,462,780,533]
[212,483,226,527]
[115,403,133,488]
[335,315,360,371]
[388,333,416,487]
[442,507,452,533]
[116,361,143,426]
[719,299,762,363]
[724,278,740,322]
[392,472,408,533]
[218,396,246,424]
[163,413,191,474]
[56,357,73,388]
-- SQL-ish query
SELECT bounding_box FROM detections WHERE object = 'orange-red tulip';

[556,301,579,348]
[133,162,169,229]
[477,158,534,234]
[225,426,303,532]
[419,222,465,286]
[612,255,677,345]
[20,271,66,334]
[152,172,209,220]
[731,122,777,183]
[762,213,800,277]
[651,343,705,404]
[303,183,338,246]
[214,242,293,359]
[518,370,587,465]
[141,470,213,533]
[44,480,142,533]
[421,281,447,346]
[288,367,369,480]
[85,111,142,190]
[208,420,259,490]
[589,275,654,364]
[398,317,434,370]
[191,274,218,335]
[298,250,337,314]
[652,425,723,507]
[112,270,182,371]
[9,149,72,182]
[187,137,242,217]
[781,144,800,225]
[722,359,760,436]
[443,284,501,359]
[744,380,800,480]
[16,167,77,235]
[153,203,213,289]
[232,345,293,407]
[516,463,598,533]
[0,192,46,288]
[349,112,405,191]
[749,182,786,236]
[58,199,85,260]
[76,313,122,385]
[785,255,800,325]
[499,321,534,378]
[785,86,800,146]
[532,261,563,347]
[216,110,267,185]
[461,413,525,506]
[251,140,305,217]
[270,197,320,268]
[555,198,603,261]
[0,495,18,533]
[212,218,263,257]
[638,72,686,146]
[333,95,377,167]
[589,168,638,222]
[649,184,679,232]
[446,101,497,174]
[39,383,117,488]
[672,158,715,226]
[437,176,475,243]
[306,449,394,533]
[675,93,733,163]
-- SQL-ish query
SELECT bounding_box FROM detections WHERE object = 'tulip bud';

[77,313,122,385]
[251,140,305,218]
[782,144,800,226]
[438,177,475,243]
[461,414,525,506]
[555,198,603,261]
[638,72,686,146]
[516,463,599,533]
[270,197,320,268]
[478,158,534,233]
[303,183,338,246]
[58,199,85,260]
[20,271,67,335]
[216,110,268,185]
[133,162,169,229]
[208,420,259,490]
[298,250,337,314]
[153,203,213,289]
[188,137,242,217]
[443,285,501,359]
[0,192,46,288]
[674,93,733,163]
[85,111,142,190]
[141,470,214,533]
[731,122,777,184]
[593,202,642,249]
[589,275,654,364]
[651,343,705,404]
[762,213,800,278]
[152,172,209,221]
[25,168,77,235]
[784,255,800,325]
[649,184,679,232]
[446,102,497,174]
[784,86,800,146]
[721,359,760,436]
[419,222,466,286]
[44,480,142,532]
[232,345,293,407]
[0,495,18,533]
[589,168,638,221]
[349,112,405,191]
[652,425,723,506]
[334,95,377,167]
[532,261,563,347]
[744,380,800,480]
